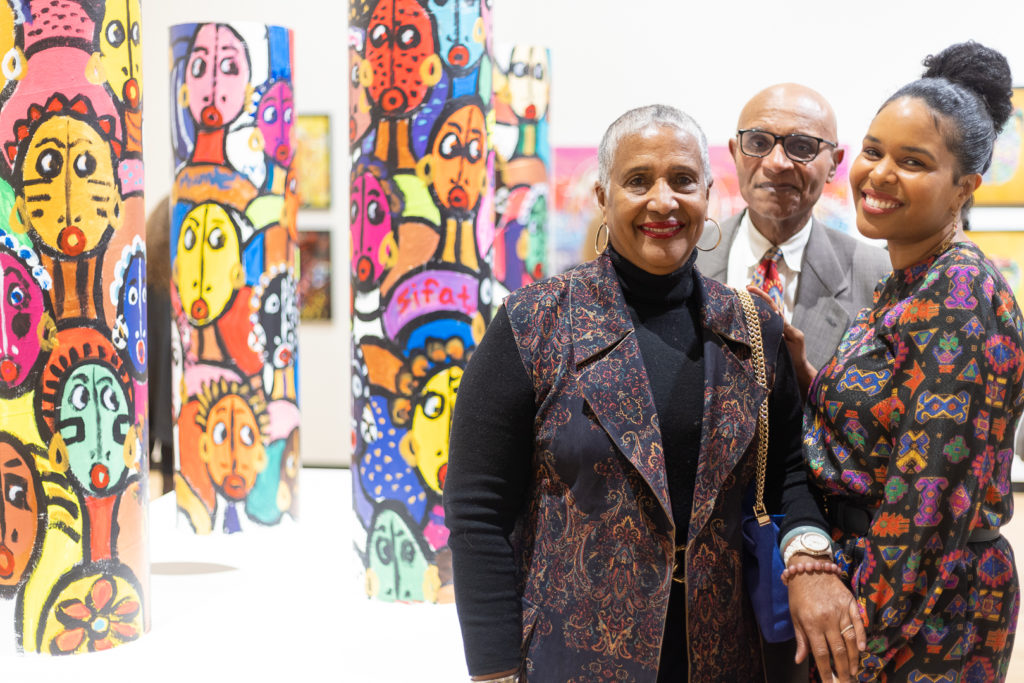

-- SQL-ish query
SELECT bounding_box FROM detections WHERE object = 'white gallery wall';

[141,0,1024,466]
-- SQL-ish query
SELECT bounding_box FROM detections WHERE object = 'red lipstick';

[639,221,683,239]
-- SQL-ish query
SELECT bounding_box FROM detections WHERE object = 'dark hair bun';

[922,41,1014,132]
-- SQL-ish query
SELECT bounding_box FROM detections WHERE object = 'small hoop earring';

[696,217,722,252]
[595,223,609,253]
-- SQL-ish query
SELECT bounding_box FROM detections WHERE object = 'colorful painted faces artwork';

[256,80,294,168]
[0,242,54,397]
[366,0,439,116]
[174,202,244,327]
[0,435,44,596]
[350,168,397,288]
[0,0,148,654]
[98,0,142,108]
[170,23,300,535]
[11,97,124,261]
[492,45,551,296]
[185,24,251,131]
[349,0,492,603]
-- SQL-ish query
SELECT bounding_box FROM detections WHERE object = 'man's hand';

[746,285,816,397]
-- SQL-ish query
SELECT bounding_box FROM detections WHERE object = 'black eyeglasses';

[737,129,838,163]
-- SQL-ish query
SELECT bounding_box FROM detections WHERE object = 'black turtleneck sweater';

[446,248,816,679]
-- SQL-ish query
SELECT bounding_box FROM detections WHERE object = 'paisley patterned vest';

[505,252,784,682]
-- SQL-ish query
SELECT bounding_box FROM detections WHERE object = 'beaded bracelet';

[780,559,841,586]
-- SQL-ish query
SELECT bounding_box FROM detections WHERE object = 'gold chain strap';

[736,289,770,526]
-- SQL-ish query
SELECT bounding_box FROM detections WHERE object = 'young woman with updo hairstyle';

[775,42,1024,682]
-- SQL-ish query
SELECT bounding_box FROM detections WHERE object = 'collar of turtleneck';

[607,245,697,309]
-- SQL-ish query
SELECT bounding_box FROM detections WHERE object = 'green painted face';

[368,509,428,602]
[57,362,131,497]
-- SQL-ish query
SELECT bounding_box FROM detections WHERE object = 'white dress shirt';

[725,210,812,323]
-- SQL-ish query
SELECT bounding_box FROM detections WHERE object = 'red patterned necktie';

[752,246,784,311]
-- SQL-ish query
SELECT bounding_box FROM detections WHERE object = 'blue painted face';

[427,0,484,75]
[119,253,147,377]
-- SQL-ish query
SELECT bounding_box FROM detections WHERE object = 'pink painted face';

[185,24,251,130]
[0,250,46,394]
[350,172,393,286]
[257,80,294,167]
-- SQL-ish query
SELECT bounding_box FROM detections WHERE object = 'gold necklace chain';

[930,228,958,259]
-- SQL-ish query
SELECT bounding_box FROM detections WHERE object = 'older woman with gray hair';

[445,105,830,682]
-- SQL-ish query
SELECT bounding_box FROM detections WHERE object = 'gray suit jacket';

[696,211,891,370]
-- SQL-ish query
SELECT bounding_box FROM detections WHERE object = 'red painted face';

[366,0,439,115]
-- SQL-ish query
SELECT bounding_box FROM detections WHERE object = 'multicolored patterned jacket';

[504,253,784,682]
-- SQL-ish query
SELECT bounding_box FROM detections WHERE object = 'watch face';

[801,533,830,552]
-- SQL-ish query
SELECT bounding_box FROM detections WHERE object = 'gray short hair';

[597,104,711,191]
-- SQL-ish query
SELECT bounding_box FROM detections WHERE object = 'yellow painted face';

[175,202,242,326]
[99,0,143,107]
[411,366,462,494]
[18,116,121,257]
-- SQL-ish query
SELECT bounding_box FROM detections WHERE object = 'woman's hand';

[746,286,817,397]
[787,556,866,683]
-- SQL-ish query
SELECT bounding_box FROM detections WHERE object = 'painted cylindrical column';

[349,0,493,603]
[169,23,300,534]
[0,0,149,654]
[492,44,551,298]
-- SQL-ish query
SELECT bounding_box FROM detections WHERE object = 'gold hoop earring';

[696,217,722,252]
[595,223,609,254]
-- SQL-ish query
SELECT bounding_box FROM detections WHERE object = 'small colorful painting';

[298,230,332,321]
[551,148,599,273]
[969,231,1024,298]
[975,88,1024,206]
[296,114,332,209]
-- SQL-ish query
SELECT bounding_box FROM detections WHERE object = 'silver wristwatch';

[782,531,832,566]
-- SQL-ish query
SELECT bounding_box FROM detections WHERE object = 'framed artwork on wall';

[975,87,1024,206]
[969,231,1024,298]
[296,114,332,209]
[298,229,333,321]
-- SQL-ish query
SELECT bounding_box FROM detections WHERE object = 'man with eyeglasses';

[697,83,889,377]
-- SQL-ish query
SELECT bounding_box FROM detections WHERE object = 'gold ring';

[841,625,855,635]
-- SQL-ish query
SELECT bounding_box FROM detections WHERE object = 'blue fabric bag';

[742,509,795,642]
